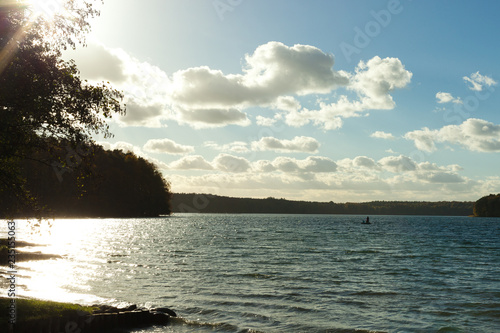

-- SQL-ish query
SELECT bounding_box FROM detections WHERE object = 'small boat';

[362,216,371,224]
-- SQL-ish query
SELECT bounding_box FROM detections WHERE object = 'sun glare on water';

[12,219,108,304]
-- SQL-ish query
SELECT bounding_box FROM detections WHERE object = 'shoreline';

[0,238,177,333]
[0,238,176,331]
[0,297,176,332]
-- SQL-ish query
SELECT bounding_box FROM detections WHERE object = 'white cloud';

[272,96,302,112]
[204,141,250,153]
[169,154,335,175]
[301,156,338,173]
[463,72,497,91]
[436,92,462,104]
[284,56,412,130]
[256,115,281,127]
[378,155,417,173]
[349,56,413,109]
[272,156,302,173]
[269,156,337,173]
[169,155,214,170]
[416,171,466,184]
[404,127,437,152]
[371,131,395,139]
[214,154,252,173]
[414,162,466,183]
[404,118,500,152]
[353,156,378,169]
[68,42,412,130]
[251,136,320,153]
[169,154,479,202]
[170,41,348,109]
[243,42,349,96]
[175,107,251,129]
[64,43,127,83]
[115,101,166,128]
[253,160,277,173]
[143,139,194,155]
[65,42,172,128]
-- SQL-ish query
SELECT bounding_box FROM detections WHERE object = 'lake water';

[3,214,500,332]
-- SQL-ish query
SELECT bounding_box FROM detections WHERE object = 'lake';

[3,214,500,332]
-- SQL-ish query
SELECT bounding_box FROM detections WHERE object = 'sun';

[23,0,68,21]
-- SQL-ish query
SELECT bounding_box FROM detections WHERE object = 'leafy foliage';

[0,1,125,215]
[473,194,500,217]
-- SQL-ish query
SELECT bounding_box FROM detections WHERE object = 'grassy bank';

[0,297,175,332]
[0,297,96,327]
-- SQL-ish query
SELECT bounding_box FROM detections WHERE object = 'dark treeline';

[172,193,474,216]
[473,194,500,217]
[0,142,172,218]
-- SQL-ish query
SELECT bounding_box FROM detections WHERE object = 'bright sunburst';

[23,0,67,21]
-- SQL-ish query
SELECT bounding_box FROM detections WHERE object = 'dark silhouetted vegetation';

[0,143,172,218]
[473,194,500,217]
[1,1,124,216]
[0,297,96,327]
[172,193,473,216]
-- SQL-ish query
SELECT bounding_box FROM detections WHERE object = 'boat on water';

[362,216,371,224]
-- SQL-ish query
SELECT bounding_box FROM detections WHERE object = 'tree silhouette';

[1,143,172,218]
[0,1,125,216]
[473,194,500,217]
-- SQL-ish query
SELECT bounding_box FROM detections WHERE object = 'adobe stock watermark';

[29,0,65,18]
[6,220,17,327]
[52,143,93,182]
[213,0,244,21]
[340,0,407,63]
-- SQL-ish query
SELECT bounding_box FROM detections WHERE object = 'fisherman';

[366,216,369,224]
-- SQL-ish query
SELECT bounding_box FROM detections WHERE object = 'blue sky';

[56,0,500,202]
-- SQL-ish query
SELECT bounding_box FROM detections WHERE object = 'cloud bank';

[143,139,195,155]
[404,118,500,152]
[67,42,411,130]
[165,152,479,202]
[283,56,412,130]
[251,136,320,153]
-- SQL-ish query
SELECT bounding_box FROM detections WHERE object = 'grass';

[0,297,97,326]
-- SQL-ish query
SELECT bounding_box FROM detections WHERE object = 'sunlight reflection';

[9,219,112,304]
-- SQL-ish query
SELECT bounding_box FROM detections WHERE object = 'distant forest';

[0,143,172,218]
[172,193,474,216]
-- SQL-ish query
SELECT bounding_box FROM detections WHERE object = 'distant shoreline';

[3,193,476,219]
[171,193,474,216]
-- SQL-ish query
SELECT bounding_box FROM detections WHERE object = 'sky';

[54,0,500,203]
